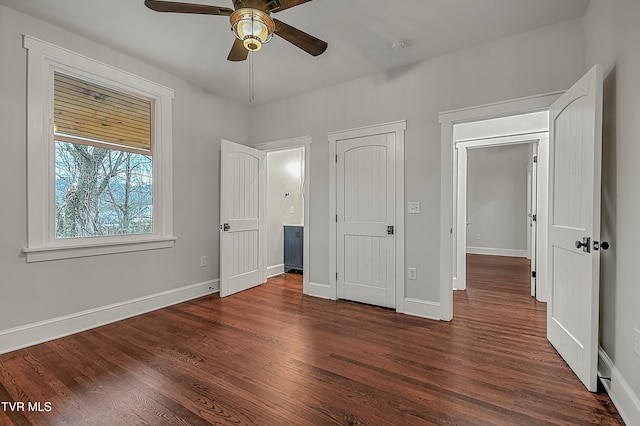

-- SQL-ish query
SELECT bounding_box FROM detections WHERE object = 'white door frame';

[439,92,563,321]
[255,136,312,295]
[455,133,548,301]
[328,121,406,311]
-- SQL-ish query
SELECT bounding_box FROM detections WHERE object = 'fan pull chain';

[248,51,255,103]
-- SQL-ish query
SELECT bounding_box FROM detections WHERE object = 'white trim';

[329,121,406,310]
[0,279,219,355]
[267,263,285,278]
[23,35,175,261]
[307,281,334,299]
[439,92,561,321]
[598,348,640,426]
[466,247,528,258]
[255,136,312,295]
[23,237,177,262]
[403,298,441,321]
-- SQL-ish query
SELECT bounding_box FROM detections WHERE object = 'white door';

[220,140,266,297]
[337,133,396,308]
[530,145,538,297]
[547,65,602,392]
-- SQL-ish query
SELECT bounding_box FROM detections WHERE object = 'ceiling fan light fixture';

[231,8,275,52]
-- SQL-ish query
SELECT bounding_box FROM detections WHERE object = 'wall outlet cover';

[408,202,421,214]
[200,256,207,267]
[408,267,417,280]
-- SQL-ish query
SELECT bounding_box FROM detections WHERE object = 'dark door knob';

[575,237,591,253]
[601,241,610,250]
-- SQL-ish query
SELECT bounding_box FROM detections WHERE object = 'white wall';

[0,5,249,345]
[466,144,530,256]
[266,148,304,271]
[249,18,585,302]
[584,1,640,423]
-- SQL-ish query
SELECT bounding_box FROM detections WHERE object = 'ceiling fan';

[144,0,328,61]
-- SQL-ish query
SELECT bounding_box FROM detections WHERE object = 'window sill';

[23,237,177,263]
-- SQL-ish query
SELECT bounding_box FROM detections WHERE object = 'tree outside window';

[53,72,154,239]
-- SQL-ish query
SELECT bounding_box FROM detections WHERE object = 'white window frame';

[22,35,175,262]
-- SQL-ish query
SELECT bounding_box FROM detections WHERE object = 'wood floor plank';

[0,257,625,425]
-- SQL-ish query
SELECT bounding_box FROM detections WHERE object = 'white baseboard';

[267,263,284,278]
[403,298,441,321]
[599,347,640,426]
[305,281,335,300]
[0,279,219,355]
[466,246,528,258]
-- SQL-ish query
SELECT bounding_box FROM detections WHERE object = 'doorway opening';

[454,112,549,304]
[439,97,561,322]
[256,136,311,294]
[266,147,305,281]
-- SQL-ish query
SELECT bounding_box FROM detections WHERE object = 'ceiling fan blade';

[273,19,327,57]
[227,38,249,62]
[270,0,312,13]
[144,0,233,16]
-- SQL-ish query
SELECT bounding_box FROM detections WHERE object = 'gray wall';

[466,144,530,253]
[266,148,304,270]
[584,0,640,414]
[249,19,585,302]
[0,5,249,330]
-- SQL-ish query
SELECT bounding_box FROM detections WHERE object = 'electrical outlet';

[290,206,295,214]
[475,234,481,240]
[634,327,640,359]
[408,267,417,280]
[200,256,207,267]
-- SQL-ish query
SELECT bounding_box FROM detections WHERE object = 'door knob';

[601,241,610,250]
[575,237,591,253]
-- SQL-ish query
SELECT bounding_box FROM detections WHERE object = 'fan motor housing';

[233,0,279,13]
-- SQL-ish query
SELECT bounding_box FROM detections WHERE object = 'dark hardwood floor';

[0,256,623,425]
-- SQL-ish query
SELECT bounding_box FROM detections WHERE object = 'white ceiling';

[0,0,590,105]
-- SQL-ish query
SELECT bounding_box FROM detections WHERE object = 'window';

[23,36,175,262]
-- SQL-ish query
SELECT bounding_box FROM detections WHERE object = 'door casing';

[439,92,564,321]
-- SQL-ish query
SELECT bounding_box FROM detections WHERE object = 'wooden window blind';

[53,72,153,154]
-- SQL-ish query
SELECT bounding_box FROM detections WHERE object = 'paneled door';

[337,133,396,308]
[220,140,266,297]
[547,65,603,391]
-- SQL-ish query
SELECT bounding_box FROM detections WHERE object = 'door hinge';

[336,154,338,163]
[336,214,338,223]
[336,272,338,280]
[532,214,537,222]
[533,155,538,163]
[532,271,537,278]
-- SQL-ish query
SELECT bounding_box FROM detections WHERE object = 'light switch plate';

[408,267,417,280]
[408,202,421,214]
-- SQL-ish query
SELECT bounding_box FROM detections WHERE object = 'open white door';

[220,140,266,297]
[547,65,602,392]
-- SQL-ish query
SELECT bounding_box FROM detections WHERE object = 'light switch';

[408,267,417,280]
[408,202,421,214]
